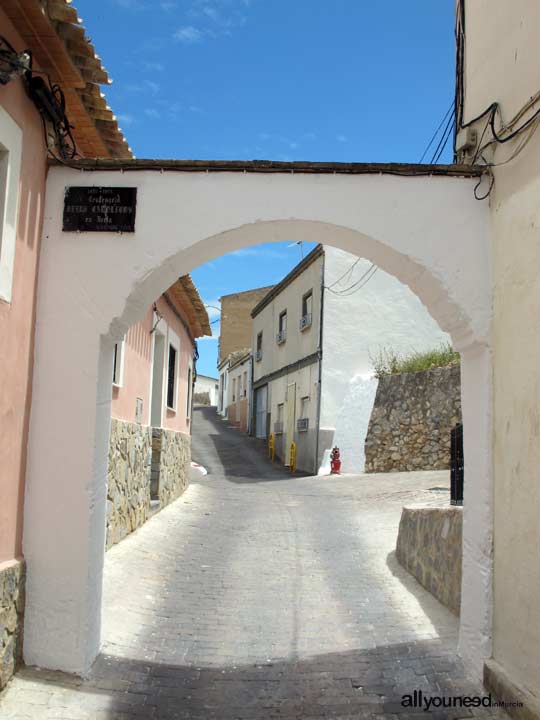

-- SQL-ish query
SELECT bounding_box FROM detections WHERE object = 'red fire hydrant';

[330,446,341,474]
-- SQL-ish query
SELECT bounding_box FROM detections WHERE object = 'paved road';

[0,407,503,719]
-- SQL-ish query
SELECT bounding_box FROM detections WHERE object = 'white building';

[251,244,449,474]
[226,350,252,433]
[194,374,219,406]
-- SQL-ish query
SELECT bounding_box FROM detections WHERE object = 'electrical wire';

[325,265,378,297]
[419,103,454,163]
[325,257,361,290]
[431,110,455,164]
[336,266,378,297]
[325,263,376,295]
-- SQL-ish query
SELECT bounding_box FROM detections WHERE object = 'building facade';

[0,1,131,690]
[456,0,540,710]
[226,350,252,434]
[217,285,273,418]
[107,276,210,548]
[251,245,449,474]
[194,374,219,406]
[218,286,274,364]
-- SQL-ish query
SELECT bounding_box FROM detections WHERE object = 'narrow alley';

[0,408,503,719]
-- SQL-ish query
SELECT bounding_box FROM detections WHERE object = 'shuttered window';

[167,344,177,409]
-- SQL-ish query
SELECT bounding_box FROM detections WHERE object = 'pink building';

[107,276,211,547]
[0,1,131,689]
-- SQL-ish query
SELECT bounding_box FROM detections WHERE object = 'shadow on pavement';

[191,406,310,484]
[9,637,497,720]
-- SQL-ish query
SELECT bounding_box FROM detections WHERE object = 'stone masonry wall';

[0,560,25,690]
[107,418,152,549]
[152,428,191,508]
[396,505,462,615]
[364,364,461,472]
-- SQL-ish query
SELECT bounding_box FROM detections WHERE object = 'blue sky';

[77,0,456,376]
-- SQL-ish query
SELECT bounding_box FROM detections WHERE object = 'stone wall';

[151,428,191,507]
[107,418,152,549]
[0,560,25,690]
[396,505,462,615]
[365,364,461,472]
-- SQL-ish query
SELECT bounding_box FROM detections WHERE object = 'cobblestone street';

[0,408,504,719]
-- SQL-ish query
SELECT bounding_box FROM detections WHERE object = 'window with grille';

[187,367,192,417]
[300,291,313,330]
[167,343,177,409]
[112,339,125,386]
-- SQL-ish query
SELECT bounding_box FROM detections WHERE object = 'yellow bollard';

[289,441,297,473]
[268,433,275,462]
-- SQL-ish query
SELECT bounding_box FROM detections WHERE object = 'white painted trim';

[0,107,22,304]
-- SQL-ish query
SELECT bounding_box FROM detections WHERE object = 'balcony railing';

[297,417,309,432]
[276,329,287,344]
[274,421,284,434]
[299,313,312,331]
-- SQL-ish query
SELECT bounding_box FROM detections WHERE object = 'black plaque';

[63,186,137,232]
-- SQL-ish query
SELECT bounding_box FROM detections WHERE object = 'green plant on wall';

[370,343,460,379]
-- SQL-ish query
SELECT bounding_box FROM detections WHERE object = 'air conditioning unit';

[274,421,284,434]
[255,349,263,361]
[297,417,309,432]
[276,330,287,344]
[299,314,312,330]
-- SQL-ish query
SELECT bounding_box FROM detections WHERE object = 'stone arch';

[23,163,492,680]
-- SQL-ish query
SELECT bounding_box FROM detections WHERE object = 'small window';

[300,291,313,330]
[135,397,143,424]
[300,396,310,418]
[277,310,287,344]
[167,343,177,409]
[302,291,312,317]
[187,367,192,417]
[256,331,263,361]
[112,339,125,387]
[275,402,284,434]
[232,377,236,402]
[243,371,247,397]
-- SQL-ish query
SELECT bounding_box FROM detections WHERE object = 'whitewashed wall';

[319,247,451,473]
[24,166,492,679]
[194,375,219,406]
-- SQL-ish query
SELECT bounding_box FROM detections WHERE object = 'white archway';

[24,161,492,679]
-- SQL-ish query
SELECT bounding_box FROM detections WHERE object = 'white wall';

[194,374,219,406]
[462,0,540,695]
[319,247,450,473]
[25,165,492,677]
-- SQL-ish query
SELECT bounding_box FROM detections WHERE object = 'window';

[300,291,313,330]
[232,377,236,402]
[243,371,248,397]
[0,107,22,304]
[135,397,143,424]
[297,396,310,432]
[112,339,125,386]
[256,331,263,361]
[277,310,287,344]
[275,403,284,434]
[187,367,192,418]
[167,343,177,409]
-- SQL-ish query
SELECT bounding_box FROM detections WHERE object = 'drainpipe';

[314,251,325,473]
